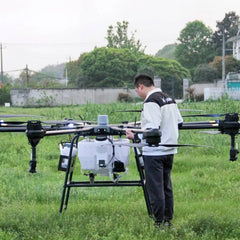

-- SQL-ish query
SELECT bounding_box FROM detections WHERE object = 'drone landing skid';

[59,135,152,217]
[25,121,45,173]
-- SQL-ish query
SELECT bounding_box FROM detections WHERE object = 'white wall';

[204,88,240,101]
[10,88,138,107]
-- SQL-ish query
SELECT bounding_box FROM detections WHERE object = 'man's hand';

[126,129,134,139]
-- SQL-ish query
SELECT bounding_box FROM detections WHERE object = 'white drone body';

[59,115,130,179]
[78,138,130,177]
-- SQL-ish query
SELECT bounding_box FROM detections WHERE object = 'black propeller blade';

[115,109,142,113]
[198,131,221,135]
[182,113,239,118]
[116,109,203,113]
[0,114,42,118]
[112,142,212,148]
[0,120,27,125]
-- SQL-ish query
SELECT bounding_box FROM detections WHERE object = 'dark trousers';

[143,154,174,222]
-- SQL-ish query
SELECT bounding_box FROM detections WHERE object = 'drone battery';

[78,138,130,176]
[58,143,77,171]
[112,139,130,167]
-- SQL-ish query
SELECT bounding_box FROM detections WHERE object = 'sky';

[0,0,239,77]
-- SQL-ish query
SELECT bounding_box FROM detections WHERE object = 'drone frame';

[0,112,239,216]
[58,112,239,214]
[59,133,152,216]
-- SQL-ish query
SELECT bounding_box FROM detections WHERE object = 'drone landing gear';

[219,113,239,161]
[230,134,239,161]
[84,173,96,184]
[25,121,45,173]
[59,135,152,217]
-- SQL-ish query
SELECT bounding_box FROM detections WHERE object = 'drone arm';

[0,127,26,132]
[180,114,240,161]
[180,122,219,130]
[178,122,183,129]
[45,127,93,136]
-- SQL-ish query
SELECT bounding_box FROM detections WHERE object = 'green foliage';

[0,83,11,105]
[184,88,204,102]
[66,21,188,90]
[41,63,66,79]
[0,73,14,85]
[15,68,65,88]
[155,43,177,60]
[193,64,218,83]
[0,100,240,239]
[213,11,239,56]
[210,55,240,78]
[106,20,145,56]
[30,72,62,88]
[66,53,88,87]
[67,48,189,92]
[175,20,215,76]
[137,55,190,98]
[80,47,138,88]
[117,93,132,102]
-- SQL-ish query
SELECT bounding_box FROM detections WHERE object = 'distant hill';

[155,43,177,60]
[40,63,66,79]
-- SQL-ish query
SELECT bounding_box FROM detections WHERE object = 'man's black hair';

[134,73,154,87]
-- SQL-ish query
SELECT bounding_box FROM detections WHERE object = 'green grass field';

[0,98,240,239]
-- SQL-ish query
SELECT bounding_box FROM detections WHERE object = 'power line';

[3,66,64,80]
[4,69,25,73]
[28,69,63,80]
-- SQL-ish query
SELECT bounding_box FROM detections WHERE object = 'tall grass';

[0,99,240,239]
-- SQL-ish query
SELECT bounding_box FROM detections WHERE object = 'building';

[226,72,240,90]
[227,24,240,60]
[202,25,240,100]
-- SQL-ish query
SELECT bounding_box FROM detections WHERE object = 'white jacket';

[140,88,183,156]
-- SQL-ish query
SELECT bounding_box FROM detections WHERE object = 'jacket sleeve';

[142,102,161,129]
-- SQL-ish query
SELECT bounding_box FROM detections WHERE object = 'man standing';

[126,73,183,228]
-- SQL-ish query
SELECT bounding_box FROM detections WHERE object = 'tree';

[209,55,240,79]
[30,71,62,88]
[155,44,177,60]
[41,63,66,79]
[213,11,239,56]
[16,68,63,88]
[193,64,218,83]
[175,20,215,76]
[80,47,138,87]
[17,70,33,88]
[0,83,11,105]
[106,21,145,56]
[0,73,14,85]
[66,53,88,87]
[137,55,189,98]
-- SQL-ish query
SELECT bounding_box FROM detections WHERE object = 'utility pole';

[222,29,226,93]
[65,68,68,86]
[26,64,29,87]
[0,43,3,84]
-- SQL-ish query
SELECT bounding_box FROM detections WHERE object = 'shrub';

[0,83,11,105]
[184,88,204,102]
[118,93,132,102]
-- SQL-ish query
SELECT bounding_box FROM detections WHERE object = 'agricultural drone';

[0,111,239,214]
